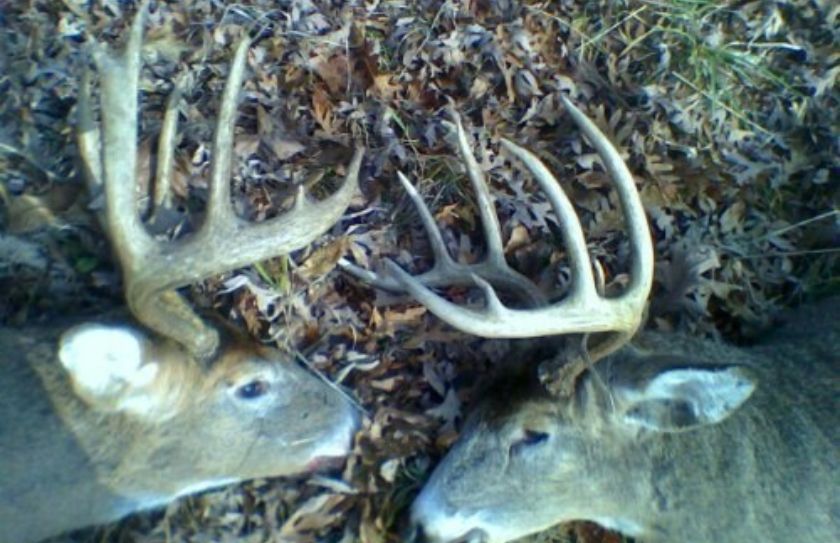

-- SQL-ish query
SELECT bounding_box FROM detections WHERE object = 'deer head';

[342,96,653,541]
[0,4,362,542]
[345,98,836,543]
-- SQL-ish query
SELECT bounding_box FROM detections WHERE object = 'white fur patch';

[59,324,159,411]
[644,368,755,424]
[592,516,644,536]
[411,497,485,542]
[411,489,531,543]
[310,409,359,458]
[174,478,239,499]
[128,477,239,513]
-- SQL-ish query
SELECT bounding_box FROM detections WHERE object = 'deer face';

[411,352,757,543]
[58,322,358,504]
[411,389,584,543]
[183,342,360,483]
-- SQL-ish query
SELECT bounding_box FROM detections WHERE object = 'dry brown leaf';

[234,133,261,158]
[298,237,350,280]
[504,224,531,254]
[279,494,346,535]
[371,74,400,101]
[370,376,401,392]
[270,138,306,161]
[426,388,461,427]
[313,54,350,95]
[720,201,745,234]
[434,203,462,227]
[6,1,835,542]
[2,185,81,233]
[383,306,427,329]
[368,306,384,331]
[312,86,335,133]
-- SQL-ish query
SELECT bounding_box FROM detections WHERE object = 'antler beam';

[348,97,652,359]
[339,112,546,307]
[78,3,363,360]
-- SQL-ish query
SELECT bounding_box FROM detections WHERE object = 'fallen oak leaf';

[298,236,351,280]
[504,224,530,254]
[279,493,348,535]
[312,86,335,133]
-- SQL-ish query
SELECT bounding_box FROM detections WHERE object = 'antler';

[339,109,545,307]
[347,96,652,361]
[77,4,364,360]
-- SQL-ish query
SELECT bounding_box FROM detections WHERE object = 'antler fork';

[339,111,546,307]
[346,97,652,361]
[77,4,364,360]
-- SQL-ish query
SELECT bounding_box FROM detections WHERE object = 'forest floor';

[1,1,837,542]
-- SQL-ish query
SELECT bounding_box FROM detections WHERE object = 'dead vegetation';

[0,1,837,542]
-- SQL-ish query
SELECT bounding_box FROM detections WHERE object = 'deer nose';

[329,401,361,454]
[404,523,426,543]
[410,495,489,543]
[407,523,447,543]
[409,523,489,543]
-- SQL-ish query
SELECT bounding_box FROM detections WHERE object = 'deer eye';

[236,379,269,400]
[509,429,550,457]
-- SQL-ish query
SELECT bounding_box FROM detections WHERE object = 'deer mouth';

[305,454,347,472]
[453,529,488,543]
[409,523,488,543]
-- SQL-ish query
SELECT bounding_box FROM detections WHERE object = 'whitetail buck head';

[344,99,838,542]
[0,5,361,543]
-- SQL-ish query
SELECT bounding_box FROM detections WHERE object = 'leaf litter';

[1,1,837,542]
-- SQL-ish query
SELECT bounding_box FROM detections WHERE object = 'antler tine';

[396,170,456,267]
[339,111,547,306]
[88,2,154,261]
[151,80,183,214]
[380,98,653,350]
[557,95,652,304]
[83,2,364,360]
[498,139,596,301]
[77,69,102,193]
[339,169,545,304]
[444,108,507,268]
[203,38,250,229]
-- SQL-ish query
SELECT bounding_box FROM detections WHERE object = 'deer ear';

[613,362,756,433]
[58,323,163,418]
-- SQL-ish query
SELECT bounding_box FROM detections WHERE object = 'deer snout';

[410,486,489,543]
[409,523,489,543]
[307,403,360,468]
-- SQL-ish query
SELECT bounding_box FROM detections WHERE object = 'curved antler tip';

[128,0,150,38]
[87,41,111,69]
[443,101,464,127]
[292,185,309,211]
[344,146,365,187]
[395,170,414,190]
[560,96,591,127]
[351,145,366,163]
[499,138,516,151]
[559,93,585,114]
[234,36,252,55]
[499,137,530,158]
